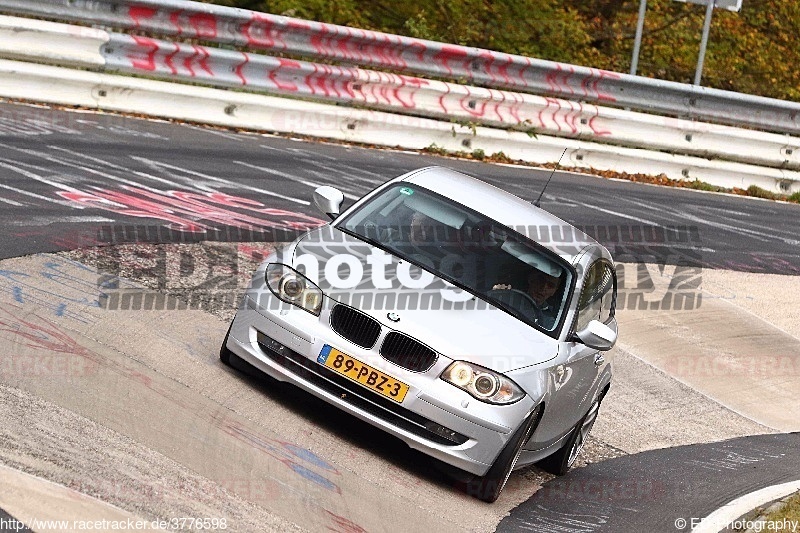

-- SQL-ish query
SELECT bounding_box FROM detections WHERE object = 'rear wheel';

[537,398,600,476]
[465,405,543,503]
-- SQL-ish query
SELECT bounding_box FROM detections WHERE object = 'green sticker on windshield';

[399,187,414,196]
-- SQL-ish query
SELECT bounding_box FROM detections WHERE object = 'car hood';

[293,226,558,371]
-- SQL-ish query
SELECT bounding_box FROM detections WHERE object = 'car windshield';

[337,183,574,334]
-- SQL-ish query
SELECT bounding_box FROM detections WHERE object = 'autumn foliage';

[201,0,800,102]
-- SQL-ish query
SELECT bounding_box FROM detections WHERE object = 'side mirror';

[574,318,617,351]
[313,186,344,220]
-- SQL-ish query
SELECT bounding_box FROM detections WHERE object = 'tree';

[200,0,800,102]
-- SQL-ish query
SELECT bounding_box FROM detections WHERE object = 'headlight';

[440,361,525,404]
[266,263,323,315]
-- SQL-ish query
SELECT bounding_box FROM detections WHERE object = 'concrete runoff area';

[0,252,796,530]
[0,464,151,530]
[615,269,800,432]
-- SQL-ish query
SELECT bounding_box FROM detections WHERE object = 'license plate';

[317,345,409,403]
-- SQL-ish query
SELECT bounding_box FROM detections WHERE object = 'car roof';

[400,166,598,262]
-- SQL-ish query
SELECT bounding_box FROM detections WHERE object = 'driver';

[492,268,563,328]
[526,268,562,328]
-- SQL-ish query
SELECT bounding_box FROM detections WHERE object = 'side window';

[574,260,616,332]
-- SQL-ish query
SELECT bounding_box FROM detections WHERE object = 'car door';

[564,258,616,417]
[540,257,616,443]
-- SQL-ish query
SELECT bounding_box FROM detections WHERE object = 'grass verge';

[421,145,800,204]
[763,491,800,524]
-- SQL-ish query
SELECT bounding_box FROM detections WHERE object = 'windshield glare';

[339,183,573,334]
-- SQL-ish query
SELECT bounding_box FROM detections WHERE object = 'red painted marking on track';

[130,36,160,71]
[56,187,325,233]
[0,306,95,358]
[324,510,366,533]
[216,416,342,493]
[58,188,204,232]
[237,243,276,262]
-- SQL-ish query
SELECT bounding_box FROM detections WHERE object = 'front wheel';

[465,404,543,503]
[537,398,600,476]
[219,321,235,366]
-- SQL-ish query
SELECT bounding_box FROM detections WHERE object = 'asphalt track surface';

[1,100,800,531]
[0,101,798,274]
[499,433,800,532]
[0,507,31,533]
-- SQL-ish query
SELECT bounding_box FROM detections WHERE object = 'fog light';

[258,332,286,355]
[424,422,466,444]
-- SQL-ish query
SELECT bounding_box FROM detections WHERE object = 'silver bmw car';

[221,167,617,502]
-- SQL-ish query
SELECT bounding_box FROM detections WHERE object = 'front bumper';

[225,293,538,477]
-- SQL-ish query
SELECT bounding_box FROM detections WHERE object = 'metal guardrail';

[3,15,798,173]
[4,57,798,196]
[1,0,800,136]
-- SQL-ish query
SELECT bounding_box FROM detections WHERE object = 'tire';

[219,321,235,366]
[536,398,600,476]
[464,404,544,503]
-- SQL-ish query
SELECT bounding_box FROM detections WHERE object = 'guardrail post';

[694,0,716,85]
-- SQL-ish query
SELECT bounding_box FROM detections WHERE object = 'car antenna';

[533,148,567,208]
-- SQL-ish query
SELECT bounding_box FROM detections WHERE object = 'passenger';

[409,211,437,246]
